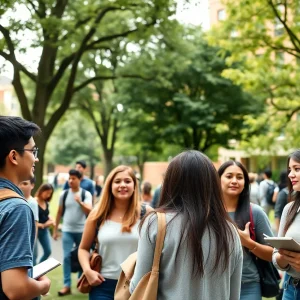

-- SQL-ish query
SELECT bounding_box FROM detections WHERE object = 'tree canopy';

[0,0,180,186]
[208,0,300,151]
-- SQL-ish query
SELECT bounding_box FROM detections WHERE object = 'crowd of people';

[1,115,300,300]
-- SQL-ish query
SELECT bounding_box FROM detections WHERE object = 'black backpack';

[266,182,276,206]
[62,189,86,216]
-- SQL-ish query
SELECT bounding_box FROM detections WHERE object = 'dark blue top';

[63,177,95,196]
[0,178,35,299]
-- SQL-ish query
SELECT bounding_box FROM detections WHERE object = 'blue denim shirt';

[0,178,35,299]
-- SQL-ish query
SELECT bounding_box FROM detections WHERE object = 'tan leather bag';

[0,188,24,202]
[114,212,166,300]
[77,221,102,294]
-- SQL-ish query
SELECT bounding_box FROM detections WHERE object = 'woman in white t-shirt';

[78,165,151,300]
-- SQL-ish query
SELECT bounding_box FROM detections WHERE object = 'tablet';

[32,257,61,279]
[264,237,300,252]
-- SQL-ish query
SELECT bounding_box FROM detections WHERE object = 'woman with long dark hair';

[130,150,243,300]
[218,160,274,300]
[273,149,300,299]
[34,183,55,264]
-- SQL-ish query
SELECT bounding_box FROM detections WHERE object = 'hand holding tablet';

[33,257,61,279]
[264,236,300,252]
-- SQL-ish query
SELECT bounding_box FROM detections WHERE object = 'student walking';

[130,151,243,300]
[273,149,300,300]
[78,165,152,300]
[218,160,274,300]
[53,169,93,296]
[34,183,55,264]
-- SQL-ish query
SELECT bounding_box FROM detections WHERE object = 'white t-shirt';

[27,196,39,222]
[59,188,92,232]
[98,220,140,279]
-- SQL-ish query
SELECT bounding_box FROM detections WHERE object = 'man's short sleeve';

[83,190,92,206]
[0,202,34,272]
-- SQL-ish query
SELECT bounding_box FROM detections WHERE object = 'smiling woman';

[78,165,152,300]
[218,161,275,300]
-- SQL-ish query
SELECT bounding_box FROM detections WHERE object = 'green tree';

[0,0,177,188]
[119,32,262,153]
[208,0,300,151]
[46,111,101,179]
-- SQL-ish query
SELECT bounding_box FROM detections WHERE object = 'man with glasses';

[0,116,51,299]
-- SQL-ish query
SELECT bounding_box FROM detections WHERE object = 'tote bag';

[114,212,166,300]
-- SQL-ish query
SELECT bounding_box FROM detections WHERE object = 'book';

[32,257,61,279]
[264,237,300,252]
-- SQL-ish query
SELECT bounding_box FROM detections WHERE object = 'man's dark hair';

[76,160,87,169]
[264,169,272,179]
[69,169,82,179]
[0,116,40,169]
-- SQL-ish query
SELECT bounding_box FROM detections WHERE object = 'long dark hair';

[284,150,300,232]
[218,160,250,231]
[142,150,234,278]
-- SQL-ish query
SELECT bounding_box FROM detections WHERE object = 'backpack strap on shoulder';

[0,188,24,202]
[81,189,86,202]
[140,203,147,219]
[62,189,69,216]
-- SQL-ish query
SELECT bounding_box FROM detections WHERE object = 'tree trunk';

[103,149,113,177]
[33,134,47,194]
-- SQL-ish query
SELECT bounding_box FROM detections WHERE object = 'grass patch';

[45,267,86,300]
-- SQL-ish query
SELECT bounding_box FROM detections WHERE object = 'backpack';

[266,182,276,206]
[62,189,86,216]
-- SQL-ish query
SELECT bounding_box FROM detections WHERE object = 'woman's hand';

[237,222,255,249]
[279,249,300,271]
[84,269,105,286]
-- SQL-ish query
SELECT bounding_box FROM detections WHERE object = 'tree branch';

[267,0,300,52]
[27,0,43,18]
[73,73,153,93]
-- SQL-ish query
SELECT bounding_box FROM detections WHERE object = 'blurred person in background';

[141,181,152,205]
[34,183,55,265]
[274,171,289,233]
[54,169,92,296]
[249,172,260,205]
[64,160,95,204]
[19,178,39,244]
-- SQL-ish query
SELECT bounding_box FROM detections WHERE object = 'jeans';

[240,282,262,300]
[34,228,52,264]
[283,274,300,300]
[89,278,118,300]
[62,231,83,288]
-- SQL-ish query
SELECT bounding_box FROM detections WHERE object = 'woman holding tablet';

[273,149,300,300]
[218,160,274,300]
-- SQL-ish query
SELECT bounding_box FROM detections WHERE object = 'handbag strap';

[249,204,256,241]
[93,219,101,252]
[0,188,25,202]
[151,212,166,272]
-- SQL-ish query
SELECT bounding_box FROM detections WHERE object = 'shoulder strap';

[81,189,86,202]
[93,219,101,251]
[0,188,24,202]
[140,203,147,219]
[249,205,256,241]
[151,212,166,272]
[62,189,69,216]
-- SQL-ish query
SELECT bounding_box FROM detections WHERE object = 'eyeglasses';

[15,147,39,159]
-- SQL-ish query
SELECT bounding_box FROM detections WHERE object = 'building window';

[217,9,226,21]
